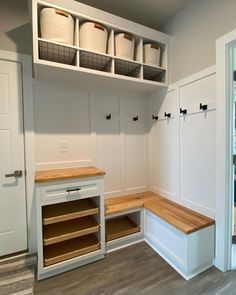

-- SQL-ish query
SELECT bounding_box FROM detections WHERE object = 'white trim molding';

[216,29,236,271]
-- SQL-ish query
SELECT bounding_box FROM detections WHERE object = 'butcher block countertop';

[35,166,105,183]
[144,198,215,234]
[105,191,163,216]
[105,192,215,235]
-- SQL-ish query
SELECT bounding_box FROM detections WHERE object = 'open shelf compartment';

[44,234,100,267]
[43,216,99,246]
[143,64,166,83]
[38,39,77,66]
[42,198,99,225]
[79,50,112,72]
[106,213,140,242]
[114,58,141,78]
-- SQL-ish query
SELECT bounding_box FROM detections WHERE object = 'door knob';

[5,170,23,178]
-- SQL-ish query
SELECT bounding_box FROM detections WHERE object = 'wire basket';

[80,50,112,72]
[39,40,77,65]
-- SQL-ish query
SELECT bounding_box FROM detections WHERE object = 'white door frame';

[215,29,236,271]
[0,50,35,253]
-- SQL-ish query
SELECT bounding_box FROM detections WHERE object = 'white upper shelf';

[32,0,170,91]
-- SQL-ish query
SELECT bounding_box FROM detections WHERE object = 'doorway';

[0,59,27,256]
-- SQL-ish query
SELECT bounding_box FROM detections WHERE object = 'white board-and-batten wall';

[34,65,216,215]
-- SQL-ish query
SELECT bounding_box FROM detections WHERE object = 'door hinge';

[234,71,236,81]
[232,235,236,244]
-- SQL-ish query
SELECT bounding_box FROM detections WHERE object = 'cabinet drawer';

[41,179,101,204]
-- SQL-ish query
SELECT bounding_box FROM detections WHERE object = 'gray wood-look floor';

[34,242,236,295]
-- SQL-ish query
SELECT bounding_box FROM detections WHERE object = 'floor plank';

[34,242,236,295]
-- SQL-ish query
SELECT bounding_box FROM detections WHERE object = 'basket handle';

[55,9,69,17]
[94,23,105,31]
[124,33,133,41]
[150,43,160,49]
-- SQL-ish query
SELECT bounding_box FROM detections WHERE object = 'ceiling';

[76,0,190,30]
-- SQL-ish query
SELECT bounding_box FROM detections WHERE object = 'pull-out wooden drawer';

[42,198,99,225]
[43,216,100,246]
[44,234,100,267]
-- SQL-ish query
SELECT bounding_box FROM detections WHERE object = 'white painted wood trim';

[0,50,35,254]
[215,29,236,272]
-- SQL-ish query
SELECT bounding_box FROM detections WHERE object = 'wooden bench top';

[145,199,215,234]
[105,192,215,235]
[35,166,105,183]
[105,191,163,216]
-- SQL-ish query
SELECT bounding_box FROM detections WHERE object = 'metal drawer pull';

[66,187,81,193]
[5,170,23,178]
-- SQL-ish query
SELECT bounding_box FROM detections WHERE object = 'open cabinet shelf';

[43,216,99,246]
[42,198,99,225]
[79,49,112,72]
[106,216,140,242]
[44,234,100,266]
[33,0,170,89]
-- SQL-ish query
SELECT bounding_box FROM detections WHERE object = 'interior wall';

[33,80,149,197]
[148,66,216,219]
[162,0,236,83]
[0,0,32,54]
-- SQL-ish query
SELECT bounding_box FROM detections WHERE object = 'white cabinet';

[150,88,179,200]
[32,0,170,89]
[36,175,105,280]
[179,74,216,217]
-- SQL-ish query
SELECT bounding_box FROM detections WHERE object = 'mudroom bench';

[35,167,215,281]
[105,192,215,280]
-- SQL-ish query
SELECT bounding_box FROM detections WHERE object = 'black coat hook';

[133,116,139,121]
[106,113,111,120]
[164,112,171,118]
[152,115,158,121]
[200,103,208,111]
[180,108,187,115]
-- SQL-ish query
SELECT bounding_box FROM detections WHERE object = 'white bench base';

[144,209,215,280]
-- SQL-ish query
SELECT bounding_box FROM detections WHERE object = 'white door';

[0,60,27,256]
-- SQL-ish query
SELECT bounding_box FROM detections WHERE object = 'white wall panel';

[34,82,148,196]
[149,88,179,201]
[180,74,216,108]
[180,110,216,217]
[125,120,147,192]
[96,119,122,196]
[34,80,92,169]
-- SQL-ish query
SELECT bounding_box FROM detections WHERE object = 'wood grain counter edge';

[35,166,106,183]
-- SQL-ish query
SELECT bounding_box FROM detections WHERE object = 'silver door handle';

[5,170,23,178]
